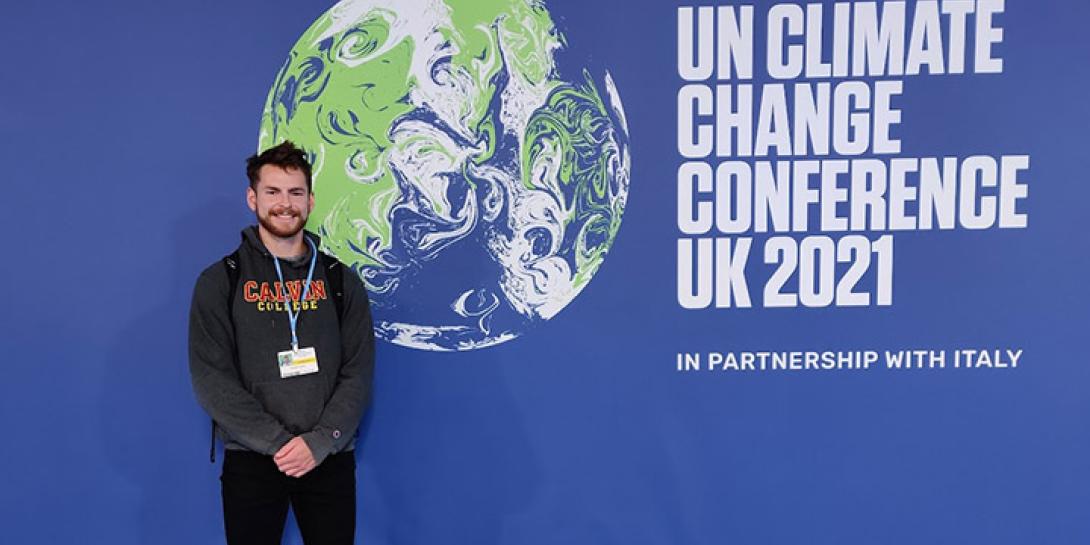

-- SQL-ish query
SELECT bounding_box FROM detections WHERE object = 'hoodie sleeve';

[188,264,293,455]
[301,264,375,464]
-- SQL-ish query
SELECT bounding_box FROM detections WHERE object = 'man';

[189,141,374,545]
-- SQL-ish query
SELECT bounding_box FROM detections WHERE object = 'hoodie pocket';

[251,377,324,435]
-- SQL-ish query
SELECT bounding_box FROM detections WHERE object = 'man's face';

[247,165,314,239]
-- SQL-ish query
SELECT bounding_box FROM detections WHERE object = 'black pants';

[221,449,356,545]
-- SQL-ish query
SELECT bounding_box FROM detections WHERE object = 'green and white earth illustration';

[260,0,630,351]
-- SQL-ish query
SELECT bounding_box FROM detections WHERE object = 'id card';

[277,347,319,378]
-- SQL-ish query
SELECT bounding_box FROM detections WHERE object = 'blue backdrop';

[3,1,1089,544]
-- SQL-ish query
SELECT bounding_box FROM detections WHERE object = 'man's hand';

[274,436,316,477]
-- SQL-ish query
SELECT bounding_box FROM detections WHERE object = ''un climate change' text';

[675,1,1028,309]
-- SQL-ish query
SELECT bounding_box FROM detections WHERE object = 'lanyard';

[272,237,318,351]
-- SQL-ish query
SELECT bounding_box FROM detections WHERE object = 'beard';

[257,205,308,238]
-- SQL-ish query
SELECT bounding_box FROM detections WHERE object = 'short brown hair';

[246,141,313,191]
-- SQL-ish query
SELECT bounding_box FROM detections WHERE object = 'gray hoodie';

[188,226,374,464]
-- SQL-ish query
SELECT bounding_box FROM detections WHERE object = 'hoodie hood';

[241,225,321,267]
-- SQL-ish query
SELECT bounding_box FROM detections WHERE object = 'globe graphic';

[259,0,630,351]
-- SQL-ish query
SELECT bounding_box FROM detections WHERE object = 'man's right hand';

[274,436,316,477]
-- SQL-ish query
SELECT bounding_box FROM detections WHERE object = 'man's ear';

[246,186,257,212]
[308,191,315,213]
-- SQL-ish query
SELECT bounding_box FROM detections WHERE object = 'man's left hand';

[274,436,316,477]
